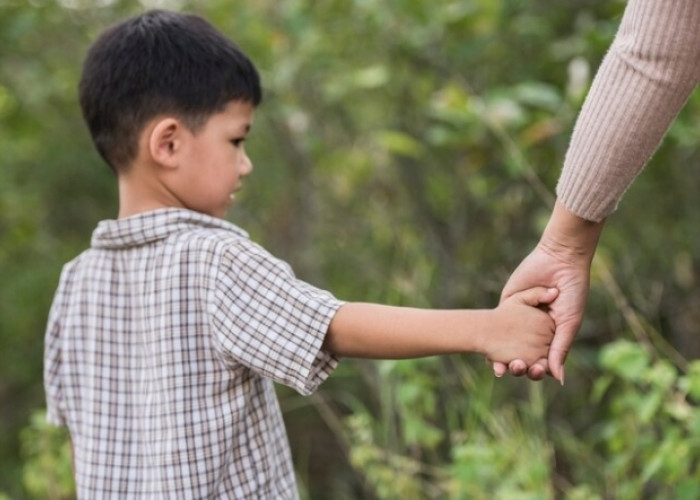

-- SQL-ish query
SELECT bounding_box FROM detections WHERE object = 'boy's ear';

[148,117,185,168]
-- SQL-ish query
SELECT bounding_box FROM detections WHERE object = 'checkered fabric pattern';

[44,208,344,499]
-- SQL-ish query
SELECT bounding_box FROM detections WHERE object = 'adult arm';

[558,0,700,221]
[497,0,700,382]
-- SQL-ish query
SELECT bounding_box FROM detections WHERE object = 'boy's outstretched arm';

[323,287,558,365]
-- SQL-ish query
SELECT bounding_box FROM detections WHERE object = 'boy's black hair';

[79,10,262,172]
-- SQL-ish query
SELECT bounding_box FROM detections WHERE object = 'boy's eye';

[231,138,245,147]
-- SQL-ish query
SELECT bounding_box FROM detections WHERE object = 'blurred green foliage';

[20,410,73,500]
[2,0,700,498]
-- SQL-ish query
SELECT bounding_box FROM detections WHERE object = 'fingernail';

[560,368,565,386]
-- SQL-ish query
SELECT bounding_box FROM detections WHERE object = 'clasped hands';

[494,201,603,384]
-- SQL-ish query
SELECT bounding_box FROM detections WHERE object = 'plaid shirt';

[44,208,344,499]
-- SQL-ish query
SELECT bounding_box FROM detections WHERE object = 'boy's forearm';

[323,302,492,358]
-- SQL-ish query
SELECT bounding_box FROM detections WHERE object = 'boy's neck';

[117,165,183,219]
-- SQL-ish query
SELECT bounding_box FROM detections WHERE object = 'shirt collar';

[91,208,249,249]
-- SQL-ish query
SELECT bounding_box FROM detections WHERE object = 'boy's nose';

[241,153,253,176]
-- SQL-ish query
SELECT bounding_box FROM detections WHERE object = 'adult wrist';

[539,199,605,264]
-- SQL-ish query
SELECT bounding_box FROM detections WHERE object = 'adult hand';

[496,241,590,383]
[495,201,605,383]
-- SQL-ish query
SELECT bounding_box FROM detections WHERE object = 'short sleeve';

[209,240,345,395]
[43,267,71,427]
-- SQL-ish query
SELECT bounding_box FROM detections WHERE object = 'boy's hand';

[482,287,558,366]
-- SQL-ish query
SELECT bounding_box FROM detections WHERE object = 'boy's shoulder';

[89,208,250,249]
[53,209,282,305]
[63,208,273,273]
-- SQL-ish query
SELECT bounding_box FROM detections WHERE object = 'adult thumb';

[548,324,576,385]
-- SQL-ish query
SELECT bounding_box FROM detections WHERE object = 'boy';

[44,10,557,499]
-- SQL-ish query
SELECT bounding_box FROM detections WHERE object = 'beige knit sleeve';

[556,0,700,222]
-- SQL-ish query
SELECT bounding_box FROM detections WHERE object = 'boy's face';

[176,100,255,218]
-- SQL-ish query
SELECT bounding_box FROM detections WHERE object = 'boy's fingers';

[493,361,507,378]
[515,287,559,307]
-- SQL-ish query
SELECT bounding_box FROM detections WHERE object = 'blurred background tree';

[2,0,700,498]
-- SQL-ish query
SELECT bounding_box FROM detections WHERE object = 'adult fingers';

[527,359,548,380]
[508,359,527,377]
